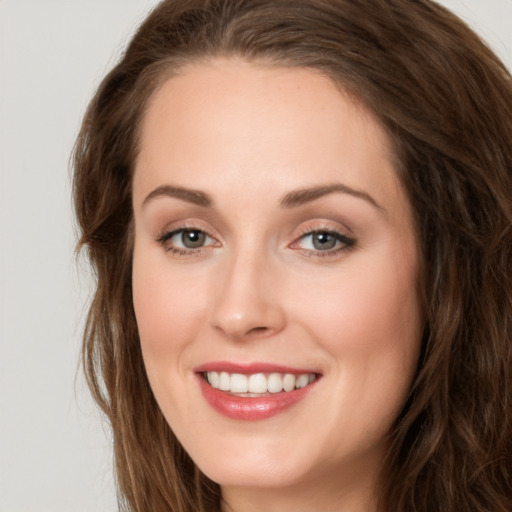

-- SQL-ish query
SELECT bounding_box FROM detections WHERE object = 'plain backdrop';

[0,1,510,511]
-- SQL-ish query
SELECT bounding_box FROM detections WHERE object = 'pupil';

[182,230,205,248]
[313,232,336,250]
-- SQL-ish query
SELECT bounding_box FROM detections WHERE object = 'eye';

[303,231,338,250]
[158,228,217,254]
[177,229,208,248]
[293,229,355,256]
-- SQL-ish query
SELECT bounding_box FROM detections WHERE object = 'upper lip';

[194,361,320,375]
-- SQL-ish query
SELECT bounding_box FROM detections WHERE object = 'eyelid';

[290,218,353,240]
[158,228,214,245]
[288,221,356,257]
[154,218,355,258]
[156,222,221,255]
[290,229,355,248]
[155,218,218,241]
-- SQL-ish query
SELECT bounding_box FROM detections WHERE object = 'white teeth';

[283,373,296,392]
[205,371,316,394]
[208,371,219,388]
[230,373,248,393]
[268,373,283,393]
[248,373,267,393]
[219,371,230,391]
[295,374,310,389]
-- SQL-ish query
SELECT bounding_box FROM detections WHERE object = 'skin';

[132,59,424,512]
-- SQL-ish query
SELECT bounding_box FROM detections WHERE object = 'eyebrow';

[280,183,384,212]
[142,185,213,208]
[142,182,384,212]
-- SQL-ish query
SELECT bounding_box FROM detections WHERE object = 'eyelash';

[157,227,217,257]
[156,226,356,258]
[292,228,356,258]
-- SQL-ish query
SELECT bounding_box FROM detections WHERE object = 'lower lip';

[197,376,315,421]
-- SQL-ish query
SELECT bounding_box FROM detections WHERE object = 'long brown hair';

[73,1,512,510]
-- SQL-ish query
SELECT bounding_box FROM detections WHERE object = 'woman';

[73,1,512,510]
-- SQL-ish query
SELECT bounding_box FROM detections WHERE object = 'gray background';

[1,1,510,511]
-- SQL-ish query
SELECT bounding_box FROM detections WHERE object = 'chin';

[179,429,312,488]
[199,455,309,489]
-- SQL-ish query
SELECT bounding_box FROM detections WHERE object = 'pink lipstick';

[195,362,319,421]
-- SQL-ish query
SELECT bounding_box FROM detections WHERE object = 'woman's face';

[132,59,423,500]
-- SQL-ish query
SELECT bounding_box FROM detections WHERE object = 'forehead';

[134,58,404,217]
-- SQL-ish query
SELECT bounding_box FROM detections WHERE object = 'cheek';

[131,245,213,426]
[132,246,206,362]
[296,256,421,343]
[291,248,423,413]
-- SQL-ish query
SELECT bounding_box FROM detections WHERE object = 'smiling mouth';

[203,371,317,396]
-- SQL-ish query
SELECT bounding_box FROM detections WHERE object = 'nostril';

[247,326,271,336]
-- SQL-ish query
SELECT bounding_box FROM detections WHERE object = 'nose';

[209,250,286,341]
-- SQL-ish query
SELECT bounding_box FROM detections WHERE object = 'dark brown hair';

[73,1,512,510]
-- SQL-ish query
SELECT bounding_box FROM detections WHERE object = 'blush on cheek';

[132,255,169,353]
[307,261,421,358]
[133,263,209,356]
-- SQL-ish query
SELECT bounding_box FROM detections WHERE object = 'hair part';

[73,1,512,510]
